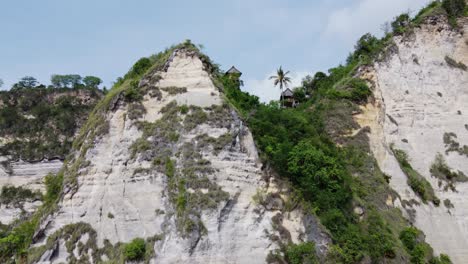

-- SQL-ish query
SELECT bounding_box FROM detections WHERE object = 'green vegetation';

[284,242,319,264]
[0,87,102,161]
[184,106,208,131]
[392,13,410,35]
[430,153,468,191]
[442,0,467,26]
[51,74,102,89]
[445,56,467,71]
[443,132,468,157]
[219,40,407,263]
[124,238,146,261]
[212,3,461,259]
[392,147,440,206]
[127,103,147,120]
[0,186,41,207]
[25,222,162,264]
[161,86,188,95]
[400,227,433,264]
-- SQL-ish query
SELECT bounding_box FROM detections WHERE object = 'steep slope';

[357,15,468,263]
[29,47,329,263]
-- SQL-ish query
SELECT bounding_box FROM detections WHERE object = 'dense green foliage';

[398,226,450,264]
[285,242,319,264]
[124,238,146,261]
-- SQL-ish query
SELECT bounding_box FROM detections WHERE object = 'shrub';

[179,104,189,114]
[366,210,396,260]
[44,172,63,204]
[392,13,411,35]
[124,238,146,261]
[285,242,319,264]
[349,79,371,103]
[400,227,432,264]
[123,87,143,102]
[430,254,452,264]
[400,227,420,252]
[127,58,152,79]
[430,153,468,185]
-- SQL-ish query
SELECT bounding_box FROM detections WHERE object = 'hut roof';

[281,88,294,97]
[226,66,242,75]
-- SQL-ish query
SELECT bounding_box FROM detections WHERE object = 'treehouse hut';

[281,88,298,108]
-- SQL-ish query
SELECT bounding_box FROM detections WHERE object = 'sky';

[0,0,432,102]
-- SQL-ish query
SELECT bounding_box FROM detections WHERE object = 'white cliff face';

[356,17,468,263]
[34,50,329,263]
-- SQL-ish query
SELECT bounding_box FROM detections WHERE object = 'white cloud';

[323,0,432,45]
[244,71,309,103]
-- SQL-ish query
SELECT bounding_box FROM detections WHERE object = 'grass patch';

[391,146,440,206]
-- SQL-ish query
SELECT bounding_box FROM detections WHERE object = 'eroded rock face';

[356,16,468,263]
[34,50,329,263]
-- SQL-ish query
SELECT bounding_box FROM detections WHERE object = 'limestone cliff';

[356,15,468,263]
[30,48,330,263]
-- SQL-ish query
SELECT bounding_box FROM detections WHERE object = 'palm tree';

[269,66,292,107]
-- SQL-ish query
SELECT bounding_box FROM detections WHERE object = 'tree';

[0,79,3,88]
[302,72,327,95]
[51,74,83,88]
[13,76,38,89]
[83,76,102,88]
[355,33,380,58]
[391,13,410,35]
[292,87,306,103]
[269,66,291,107]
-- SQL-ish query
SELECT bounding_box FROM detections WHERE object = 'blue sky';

[0,0,431,101]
